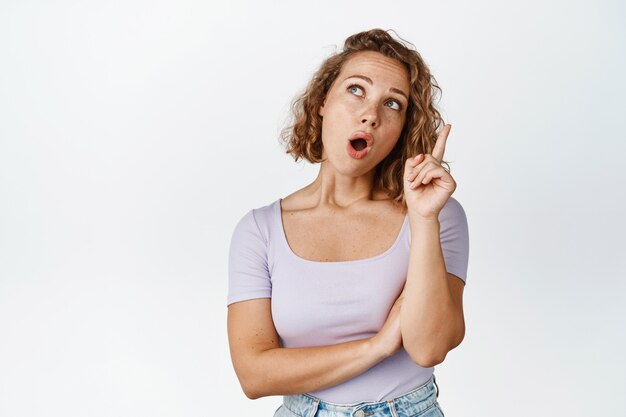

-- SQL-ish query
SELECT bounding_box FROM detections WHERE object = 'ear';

[318,99,326,117]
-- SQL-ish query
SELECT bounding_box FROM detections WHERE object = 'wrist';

[407,210,439,223]
[408,214,440,232]
[366,335,393,361]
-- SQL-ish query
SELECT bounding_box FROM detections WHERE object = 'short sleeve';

[438,197,470,284]
[226,209,272,306]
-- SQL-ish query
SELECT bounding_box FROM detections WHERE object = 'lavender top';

[227,197,469,403]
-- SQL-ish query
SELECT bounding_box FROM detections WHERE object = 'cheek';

[384,113,406,135]
[327,96,357,115]
[322,102,355,130]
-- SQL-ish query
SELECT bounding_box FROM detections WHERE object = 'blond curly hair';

[279,28,449,205]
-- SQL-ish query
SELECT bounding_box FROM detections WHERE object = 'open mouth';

[349,138,368,151]
[346,131,373,159]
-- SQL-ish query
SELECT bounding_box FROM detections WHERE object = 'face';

[318,50,410,175]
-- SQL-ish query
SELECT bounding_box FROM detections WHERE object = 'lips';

[348,131,374,148]
[346,131,374,160]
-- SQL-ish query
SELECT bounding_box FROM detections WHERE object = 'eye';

[347,84,364,97]
[386,99,402,111]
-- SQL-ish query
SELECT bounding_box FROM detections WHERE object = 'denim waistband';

[282,374,440,417]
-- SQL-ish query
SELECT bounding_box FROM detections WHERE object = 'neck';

[303,161,382,209]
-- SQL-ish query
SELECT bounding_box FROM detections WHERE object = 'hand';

[371,289,405,359]
[403,124,457,220]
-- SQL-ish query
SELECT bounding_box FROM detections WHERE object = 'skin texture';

[400,125,466,366]
[318,50,410,181]
[227,50,465,399]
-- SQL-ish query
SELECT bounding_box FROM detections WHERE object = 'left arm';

[400,123,466,367]
[400,216,465,368]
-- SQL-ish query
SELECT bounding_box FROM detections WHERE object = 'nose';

[361,117,377,127]
[360,105,379,128]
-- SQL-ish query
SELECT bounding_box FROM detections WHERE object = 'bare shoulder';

[280,188,309,212]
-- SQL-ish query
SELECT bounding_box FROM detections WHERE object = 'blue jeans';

[273,374,444,417]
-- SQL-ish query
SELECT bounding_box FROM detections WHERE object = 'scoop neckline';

[275,198,408,265]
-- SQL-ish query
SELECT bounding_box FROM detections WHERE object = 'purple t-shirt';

[227,197,469,403]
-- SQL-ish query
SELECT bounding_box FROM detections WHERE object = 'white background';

[1,1,625,416]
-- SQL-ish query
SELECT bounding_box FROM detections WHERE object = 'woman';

[227,28,469,417]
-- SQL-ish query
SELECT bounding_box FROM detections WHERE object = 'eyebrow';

[343,74,408,101]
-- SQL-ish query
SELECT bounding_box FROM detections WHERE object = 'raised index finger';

[432,124,451,162]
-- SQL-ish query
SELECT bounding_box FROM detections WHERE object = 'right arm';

[227,209,403,399]
[227,294,403,399]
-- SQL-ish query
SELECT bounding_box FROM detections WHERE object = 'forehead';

[339,51,410,90]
